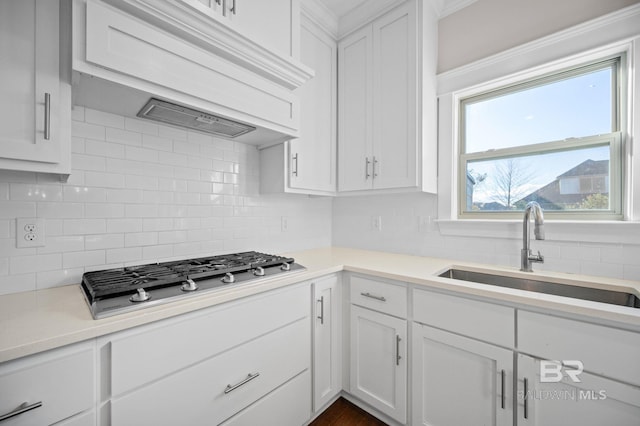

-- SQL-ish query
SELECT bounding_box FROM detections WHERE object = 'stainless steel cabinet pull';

[396,335,402,365]
[224,372,260,394]
[292,153,298,177]
[523,377,529,419]
[372,156,378,178]
[44,93,51,140]
[360,292,386,302]
[229,0,236,14]
[317,296,324,324]
[0,401,42,422]
[365,157,371,179]
[501,369,505,409]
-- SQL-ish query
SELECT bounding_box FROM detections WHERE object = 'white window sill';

[436,219,640,245]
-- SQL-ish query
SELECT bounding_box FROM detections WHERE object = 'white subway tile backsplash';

[85,139,126,159]
[9,183,63,202]
[107,247,142,264]
[37,236,85,255]
[71,153,107,172]
[72,121,105,140]
[63,186,107,203]
[142,244,173,260]
[63,250,106,269]
[158,124,188,141]
[85,109,125,129]
[125,117,159,135]
[10,253,61,274]
[107,127,142,146]
[85,234,124,250]
[124,232,158,247]
[142,134,173,152]
[0,201,36,218]
[85,171,125,188]
[106,218,143,233]
[85,203,124,218]
[36,268,84,290]
[64,219,107,235]
[0,273,36,295]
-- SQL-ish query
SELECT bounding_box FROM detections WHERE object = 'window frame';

[457,55,626,220]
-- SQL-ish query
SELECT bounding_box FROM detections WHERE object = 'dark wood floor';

[310,397,388,426]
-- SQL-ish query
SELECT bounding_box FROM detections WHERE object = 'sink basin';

[438,268,640,309]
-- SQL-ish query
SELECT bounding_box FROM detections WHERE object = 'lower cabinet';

[517,354,640,426]
[350,304,407,423]
[313,275,342,412]
[0,341,95,426]
[412,324,513,426]
[99,284,312,426]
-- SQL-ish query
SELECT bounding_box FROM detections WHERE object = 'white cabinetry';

[180,0,298,58]
[338,1,418,192]
[349,275,407,423]
[0,341,95,426]
[260,13,337,195]
[413,324,513,426]
[412,289,515,426]
[313,275,342,412]
[99,284,311,426]
[0,0,71,175]
[516,310,640,426]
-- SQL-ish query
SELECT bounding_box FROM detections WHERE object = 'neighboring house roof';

[518,159,609,210]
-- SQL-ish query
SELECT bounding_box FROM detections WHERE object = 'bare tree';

[489,158,534,209]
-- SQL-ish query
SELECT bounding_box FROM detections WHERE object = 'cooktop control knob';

[181,278,198,292]
[253,266,265,276]
[222,272,235,284]
[130,288,151,303]
[281,263,291,271]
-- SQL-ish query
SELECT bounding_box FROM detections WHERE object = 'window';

[459,57,624,219]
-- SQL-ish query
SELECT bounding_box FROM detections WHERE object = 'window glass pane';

[464,145,610,212]
[464,67,613,153]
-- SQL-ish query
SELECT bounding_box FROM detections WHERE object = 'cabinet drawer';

[221,371,311,426]
[350,275,407,318]
[110,284,308,396]
[0,343,94,426]
[413,289,515,347]
[111,318,310,426]
[518,310,640,386]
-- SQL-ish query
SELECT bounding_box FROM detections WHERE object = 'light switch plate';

[16,218,46,248]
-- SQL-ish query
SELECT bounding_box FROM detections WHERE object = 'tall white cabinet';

[260,9,337,195]
[0,0,71,175]
[338,1,418,192]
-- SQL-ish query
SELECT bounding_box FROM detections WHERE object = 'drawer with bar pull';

[350,274,407,318]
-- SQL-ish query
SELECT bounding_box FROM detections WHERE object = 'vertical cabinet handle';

[523,377,529,419]
[0,401,43,422]
[317,296,324,324]
[396,335,402,365]
[372,156,378,178]
[365,157,371,180]
[501,369,505,409]
[229,0,236,14]
[224,372,260,394]
[44,93,51,140]
[292,153,298,177]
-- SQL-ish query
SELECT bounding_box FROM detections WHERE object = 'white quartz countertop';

[1,247,639,363]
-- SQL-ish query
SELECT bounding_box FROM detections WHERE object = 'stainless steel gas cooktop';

[81,251,305,319]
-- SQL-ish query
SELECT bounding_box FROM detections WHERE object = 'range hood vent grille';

[137,98,256,138]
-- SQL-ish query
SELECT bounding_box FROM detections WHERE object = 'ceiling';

[316,0,477,19]
[319,0,369,17]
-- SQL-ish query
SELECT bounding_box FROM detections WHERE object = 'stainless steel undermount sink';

[438,268,640,309]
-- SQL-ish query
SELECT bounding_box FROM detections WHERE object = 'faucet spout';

[521,201,545,272]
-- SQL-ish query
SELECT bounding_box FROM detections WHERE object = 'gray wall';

[438,0,640,73]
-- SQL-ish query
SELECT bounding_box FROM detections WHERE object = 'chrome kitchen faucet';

[521,201,545,272]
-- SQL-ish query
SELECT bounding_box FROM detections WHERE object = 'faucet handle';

[528,251,544,263]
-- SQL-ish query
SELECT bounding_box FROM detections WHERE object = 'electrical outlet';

[16,218,45,248]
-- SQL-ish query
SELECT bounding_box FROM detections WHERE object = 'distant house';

[518,159,609,210]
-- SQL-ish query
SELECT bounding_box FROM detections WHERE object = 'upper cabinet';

[0,0,72,176]
[260,11,337,195]
[71,0,313,145]
[181,0,299,58]
[338,0,437,194]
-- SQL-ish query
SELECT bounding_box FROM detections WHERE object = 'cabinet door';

[223,0,295,57]
[517,354,640,426]
[372,1,417,190]
[412,324,513,426]
[338,25,373,192]
[350,305,406,423]
[0,0,61,165]
[288,19,337,194]
[313,275,342,411]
